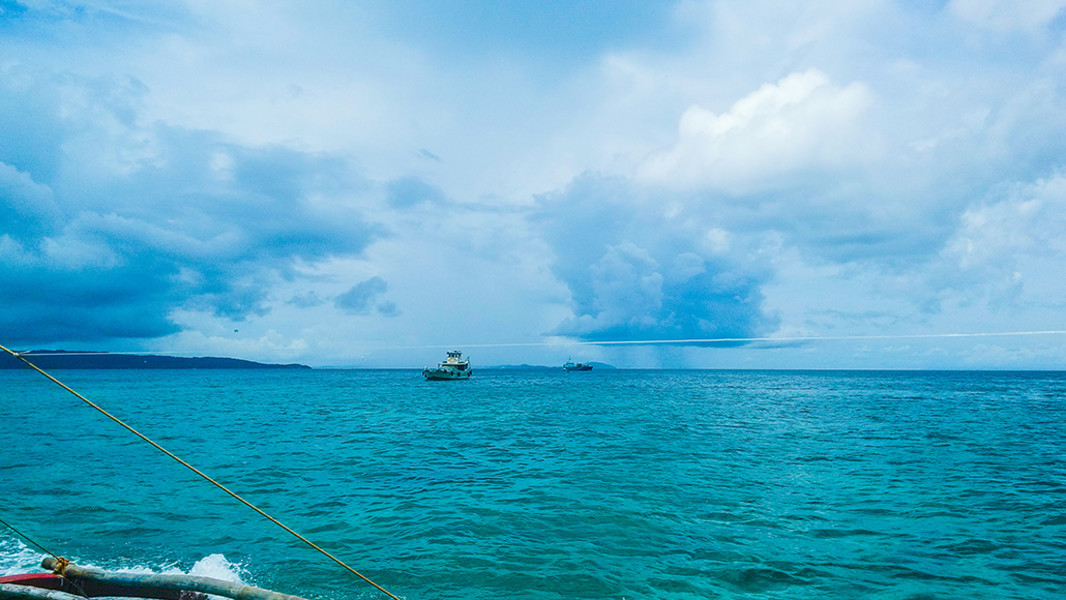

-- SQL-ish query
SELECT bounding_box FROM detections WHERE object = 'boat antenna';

[0,344,404,600]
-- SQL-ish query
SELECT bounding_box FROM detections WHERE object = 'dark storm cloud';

[334,276,398,316]
[417,148,442,162]
[0,74,381,345]
[287,291,327,308]
[385,175,447,209]
[0,71,66,187]
[0,163,61,241]
[1,260,182,341]
[534,174,777,344]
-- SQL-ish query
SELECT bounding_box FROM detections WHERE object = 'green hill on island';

[0,350,311,370]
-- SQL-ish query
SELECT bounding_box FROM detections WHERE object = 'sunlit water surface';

[2,369,1064,599]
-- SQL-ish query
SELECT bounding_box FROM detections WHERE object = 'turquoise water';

[2,369,1064,599]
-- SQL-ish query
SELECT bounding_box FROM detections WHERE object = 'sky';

[3,0,1066,369]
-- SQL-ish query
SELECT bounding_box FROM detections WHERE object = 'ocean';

[1,368,1064,600]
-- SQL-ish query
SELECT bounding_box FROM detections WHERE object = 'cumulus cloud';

[534,174,776,344]
[638,69,876,191]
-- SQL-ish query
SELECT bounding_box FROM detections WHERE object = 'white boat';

[423,350,472,380]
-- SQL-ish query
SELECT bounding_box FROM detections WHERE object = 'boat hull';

[422,367,471,380]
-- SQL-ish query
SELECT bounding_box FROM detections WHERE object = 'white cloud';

[939,174,1066,309]
[702,228,732,256]
[948,0,1066,33]
[638,69,876,191]
[6,1,1066,367]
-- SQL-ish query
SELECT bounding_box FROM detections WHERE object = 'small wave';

[0,538,47,577]
[1010,571,1066,586]
[187,554,246,583]
[719,565,808,592]
[1040,514,1066,526]
[1,539,245,588]
[809,527,882,539]
[77,554,245,583]
[941,537,1001,555]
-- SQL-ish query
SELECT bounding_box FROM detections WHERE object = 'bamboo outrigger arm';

[6,558,313,600]
[0,583,85,600]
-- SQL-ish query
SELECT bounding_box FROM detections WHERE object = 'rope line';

[0,514,64,564]
[0,515,81,597]
[0,344,402,600]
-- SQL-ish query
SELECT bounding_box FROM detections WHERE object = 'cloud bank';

[3,0,1066,368]
[0,61,379,342]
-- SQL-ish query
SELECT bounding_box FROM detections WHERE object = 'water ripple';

[2,369,1065,599]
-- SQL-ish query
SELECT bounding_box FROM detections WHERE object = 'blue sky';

[3,0,1066,368]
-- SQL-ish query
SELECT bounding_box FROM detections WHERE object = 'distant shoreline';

[0,350,311,370]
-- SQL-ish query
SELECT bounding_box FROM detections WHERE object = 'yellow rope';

[51,556,70,576]
[0,344,403,600]
[0,515,80,594]
[0,514,65,569]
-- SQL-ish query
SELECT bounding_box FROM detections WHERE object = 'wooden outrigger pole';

[0,558,310,600]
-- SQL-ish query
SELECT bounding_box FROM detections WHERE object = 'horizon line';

[8,329,1066,359]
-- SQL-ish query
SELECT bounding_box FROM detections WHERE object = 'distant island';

[487,362,615,370]
[0,350,311,370]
